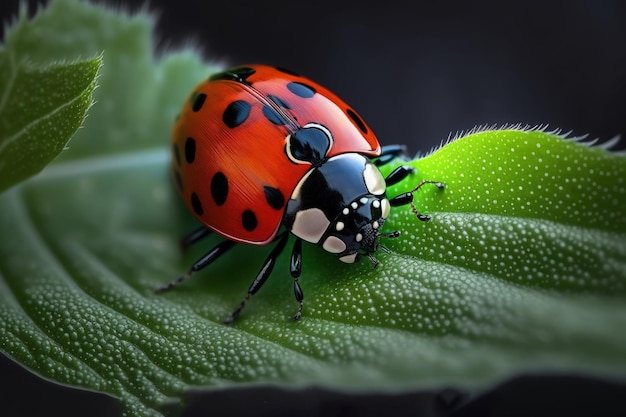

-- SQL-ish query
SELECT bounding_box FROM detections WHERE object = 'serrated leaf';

[0,49,100,191]
[1,1,625,416]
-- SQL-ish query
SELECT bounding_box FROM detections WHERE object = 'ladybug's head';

[284,153,397,264]
[322,193,394,264]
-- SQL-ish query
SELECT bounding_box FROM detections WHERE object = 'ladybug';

[156,65,444,323]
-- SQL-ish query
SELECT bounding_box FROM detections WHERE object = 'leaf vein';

[29,148,169,182]
[0,77,94,155]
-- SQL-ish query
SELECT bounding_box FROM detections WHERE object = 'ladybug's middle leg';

[223,232,290,324]
[289,238,304,321]
[155,238,237,293]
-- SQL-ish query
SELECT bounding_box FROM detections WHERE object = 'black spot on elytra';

[242,210,258,231]
[223,100,251,128]
[174,170,183,191]
[268,94,291,109]
[275,66,300,77]
[262,105,288,125]
[287,125,332,165]
[209,67,256,84]
[211,172,228,206]
[191,93,207,112]
[287,82,316,98]
[185,137,196,163]
[191,192,203,216]
[346,108,368,134]
[173,144,181,166]
[262,94,291,125]
[263,186,285,210]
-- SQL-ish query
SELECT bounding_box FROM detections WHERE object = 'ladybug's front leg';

[380,151,445,219]
[290,238,304,321]
[377,145,445,219]
[223,232,290,324]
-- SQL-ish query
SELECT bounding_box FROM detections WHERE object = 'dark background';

[3,0,625,152]
[1,0,625,416]
[141,0,626,153]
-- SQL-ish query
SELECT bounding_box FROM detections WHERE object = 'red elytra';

[171,65,381,245]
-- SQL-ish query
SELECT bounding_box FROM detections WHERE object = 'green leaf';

[1,1,626,416]
[0,23,101,191]
[383,130,626,296]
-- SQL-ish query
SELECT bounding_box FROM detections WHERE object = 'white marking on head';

[363,163,386,195]
[291,208,330,243]
[381,198,390,219]
[290,169,314,199]
[323,236,347,254]
[339,253,358,263]
[336,221,345,231]
[356,233,363,242]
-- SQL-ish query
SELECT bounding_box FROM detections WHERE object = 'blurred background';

[3,0,625,153]
[1,0,625,415]
[141,0,626,153]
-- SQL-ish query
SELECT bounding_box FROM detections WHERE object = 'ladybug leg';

[385,165,416,187]
[389,180,445,221]
[155,239,237,293]
[383,152,444,221]
[290,238,304,321]
[375,144,408,167]
[180,225,212,251]
[223,232,290,324]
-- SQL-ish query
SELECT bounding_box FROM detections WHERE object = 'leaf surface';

[0,26,100,191]
[0,1,625,416]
